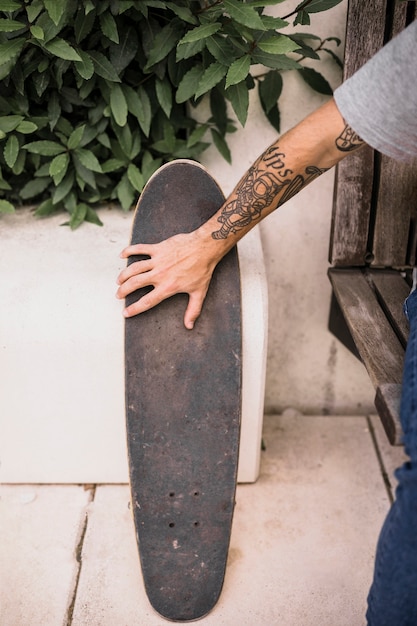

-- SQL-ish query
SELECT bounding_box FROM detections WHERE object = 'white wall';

[199,0,375,415]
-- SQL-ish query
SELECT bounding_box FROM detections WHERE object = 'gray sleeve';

[334,20,417,162]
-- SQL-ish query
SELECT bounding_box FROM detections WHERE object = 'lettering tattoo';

[335,124,364,152]
[211,146,327,240]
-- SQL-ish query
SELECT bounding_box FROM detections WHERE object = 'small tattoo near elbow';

[336,125,364,152]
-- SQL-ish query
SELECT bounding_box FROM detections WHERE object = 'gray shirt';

[334,20,417,162]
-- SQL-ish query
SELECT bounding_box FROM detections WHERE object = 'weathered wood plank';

[329,0,387,266]
[372,157,417,268]
[374,384,403,445]
[342,0,388,78]
[328,269,405,387]
[329,149,374,266]
[367,270,410,346]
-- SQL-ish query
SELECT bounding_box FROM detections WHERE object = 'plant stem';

[281,0,315,21]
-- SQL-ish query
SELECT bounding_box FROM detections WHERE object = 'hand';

[116,229,220,329]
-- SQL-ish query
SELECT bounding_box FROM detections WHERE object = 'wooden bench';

[328,0,417,445]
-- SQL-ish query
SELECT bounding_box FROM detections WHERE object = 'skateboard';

[124,159,242,622]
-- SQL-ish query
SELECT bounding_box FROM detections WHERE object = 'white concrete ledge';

[0,207,267,483]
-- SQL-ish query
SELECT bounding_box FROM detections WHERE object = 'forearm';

[195,98,363,260]
[117,97,364,327]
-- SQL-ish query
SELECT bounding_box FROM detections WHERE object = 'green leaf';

[23,140,65,156]
[210,129,231,164]
[165,2,197,24]
[15,121,38,134]
[294,10,310,26]
[0,115,24,133]
[12,149,25,175]
[26,0,43,23]
[145,23,183,70]
[178,23,221,45]
[0,1,21,10]
[44,0,66,26]
[123,85,152,137]
[4,134,19,168]
[116,173,135,210]
[0,176,11,191]
[187,124,207,148]
[49,152,69,180]
[74,5,96,44]
[74,49,94,80]
[225,55,250,89]
[30,25,45,40]
[251,50,301,70]
[101,157,125,173]
[111,122,132,158]
[0,19,25,32]
[52,171,74,204]
[0,38,25,66]
[69,202,88,230]
[210,88,228,135]
[127,163,144,192]
[298,0,344,13]
[74,148,102,173]
[47,92,61,130]
[176,65,204,103]
[34,198,57,217]
[155,78,172,118]
[298,67,333,95]
[176,37,206,62]
[99,12,119,44]
[85,206,103,227]
[0,199,15,214]
[226,81,249,126]
[20,176,50,200]
[67,125,85,150]
[43,38,82,62]
[152,121,176,154]
[259,71,283,113]
[89,50,121,82]
[109,23,138,73]
[257,34,300,55]
[195,62,228,100]
[260,15,289,29]
[264,102,280,133]
[223,0,266,30]
[322,47,343,69]
[206,35,238,66]
[110,84,128,127]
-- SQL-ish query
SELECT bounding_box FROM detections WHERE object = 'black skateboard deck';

[124,159,242,622]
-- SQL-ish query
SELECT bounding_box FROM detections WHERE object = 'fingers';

[116,258,153,291]
[122,288,165,319]
[119,243,155,259]
[183,290,207,330]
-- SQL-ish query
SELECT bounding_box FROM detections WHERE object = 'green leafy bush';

[0,0,343,227]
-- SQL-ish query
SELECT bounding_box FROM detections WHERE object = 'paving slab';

[0,485,92,626]
[72,414,390,626]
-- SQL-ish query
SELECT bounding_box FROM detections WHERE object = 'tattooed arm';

[117,98,364,328]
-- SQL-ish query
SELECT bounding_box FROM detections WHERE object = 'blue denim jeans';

[366,290,417,625]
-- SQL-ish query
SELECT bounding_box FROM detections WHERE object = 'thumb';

[184,290,206,330]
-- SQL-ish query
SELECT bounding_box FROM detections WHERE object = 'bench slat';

[328,269,404,388]
[329,0,387,266]
[372,157,417,268]
[367,270,410,346]
[374,384,403,445]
